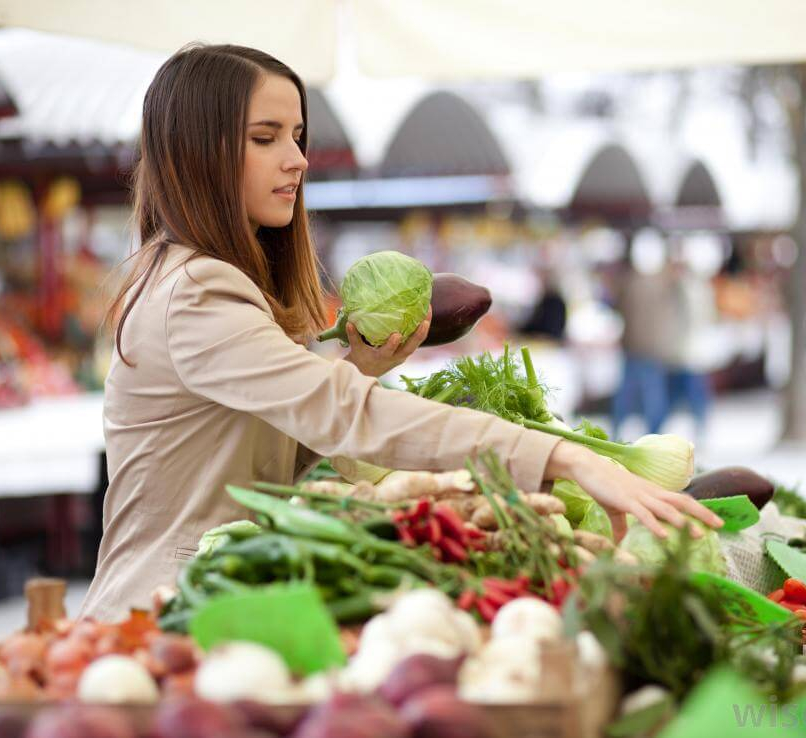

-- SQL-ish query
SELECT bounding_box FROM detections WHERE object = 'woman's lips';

[272,187,296,201]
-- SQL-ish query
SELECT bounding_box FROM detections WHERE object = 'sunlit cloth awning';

[4,0,804,84]
[352,0,806,78]
[0,0,336,85]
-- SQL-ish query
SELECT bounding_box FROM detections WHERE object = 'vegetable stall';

[2,253,806,738]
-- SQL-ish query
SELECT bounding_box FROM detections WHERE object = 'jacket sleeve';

[293,443,323,483]
[165,257,561,492]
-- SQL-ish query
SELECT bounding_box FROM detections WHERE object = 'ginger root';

[374,469,475,502]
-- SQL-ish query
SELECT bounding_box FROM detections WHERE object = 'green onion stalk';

[404,346,695,492]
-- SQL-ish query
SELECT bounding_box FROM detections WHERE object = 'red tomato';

[783,578,806,605]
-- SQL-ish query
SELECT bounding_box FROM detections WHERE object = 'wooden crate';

[487,640,620,738]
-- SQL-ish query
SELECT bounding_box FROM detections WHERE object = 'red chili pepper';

[397,526,416,546]
[392,511,405,523]
[433,506,468,542]
[468,539,487,551]
[481,584,513,609]
[768,588,786,603]
[438,536,469,563]
[516,573,532,589]
[464,526,486,540]
[413,499,431,517]
[476,597,499,623]
[428,516,442,544]
[778,600,804,612]
[548,578,570,606]
[457,590,477,611]
[483,578,525,597]
[411,522,431,544]
[784,578,806,605]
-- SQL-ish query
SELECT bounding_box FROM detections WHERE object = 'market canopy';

[2,0,806,85]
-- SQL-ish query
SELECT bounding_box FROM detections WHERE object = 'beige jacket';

[81,244,560,621]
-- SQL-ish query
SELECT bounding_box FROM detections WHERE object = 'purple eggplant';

[685,466,774,510]
[421,273,492,347]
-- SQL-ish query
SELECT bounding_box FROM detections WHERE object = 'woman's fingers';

[627,502,668,538]
[346,322,363,350]
[401,308,432,355]
[608,511,628,543]
[638,494,689,531]
[380,333,403,357]
[659,491,724,529]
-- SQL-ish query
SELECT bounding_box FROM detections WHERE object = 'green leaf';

[766,539,806,582]
[689,572,792,627]
[189,583,346,675]
[657,667,792,738]
[577,418,610,441]
[699,496,759,532]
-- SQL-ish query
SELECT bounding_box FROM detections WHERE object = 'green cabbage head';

[318,251,433,347]
[619,519,727,575]
[553,478,613,540]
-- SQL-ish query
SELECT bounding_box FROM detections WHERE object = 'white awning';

[2,0,805,83]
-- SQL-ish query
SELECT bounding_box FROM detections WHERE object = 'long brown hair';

[106,43,327,366]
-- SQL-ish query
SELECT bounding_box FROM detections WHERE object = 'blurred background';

[0,1,805,626]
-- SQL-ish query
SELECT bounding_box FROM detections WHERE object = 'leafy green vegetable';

[772,482,806,519]
[619,519,727,576]
[579,502,614,539]
[576,418,610,441]
[565,534,802,701]
[552,478,594,522]
[196,520,262,558]
[403,346,694,490]
[402,344,554,423]
[552,478,614,539]
[302,458,340,482]
[318,250,432,346]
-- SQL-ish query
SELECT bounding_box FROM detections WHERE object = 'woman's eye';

[252,137,274,146]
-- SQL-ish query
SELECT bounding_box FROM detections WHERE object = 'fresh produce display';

[158,451,590,631]
[768,578,806,619]
[566,540,803,703]
[3,337,806,737]
[0,611,199,702]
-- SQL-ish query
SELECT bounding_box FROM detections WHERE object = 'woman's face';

[243,73,308,230]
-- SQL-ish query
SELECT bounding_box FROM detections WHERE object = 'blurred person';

[665,243,720,442]
[611,238,680,437]
[81,44,721,621]
[520,268,567,342]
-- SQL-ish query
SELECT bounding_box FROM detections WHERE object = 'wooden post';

[783,64,806,441]
[24,578,66,630]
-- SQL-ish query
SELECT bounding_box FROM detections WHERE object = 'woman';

[81,44,721,621]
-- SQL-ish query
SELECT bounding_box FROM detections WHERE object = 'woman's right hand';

[344,307,432,378]
[546,441,723,542]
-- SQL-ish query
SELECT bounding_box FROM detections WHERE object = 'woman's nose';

[284,145,308,173]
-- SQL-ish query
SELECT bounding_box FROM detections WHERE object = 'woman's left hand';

[344,307,432,378]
